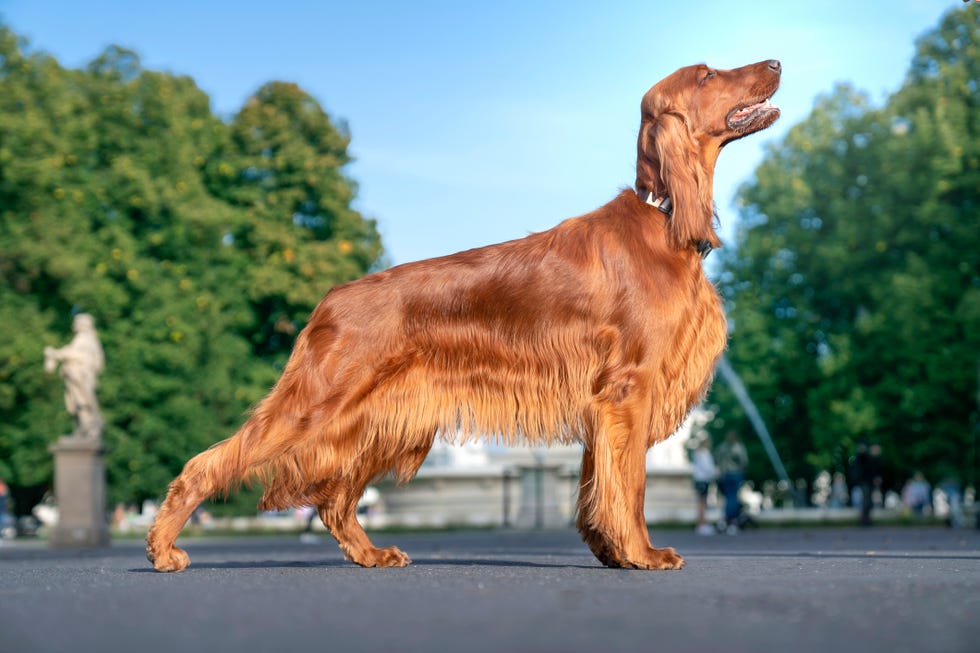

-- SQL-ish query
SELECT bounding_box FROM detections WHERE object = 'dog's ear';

[638,113,720,251]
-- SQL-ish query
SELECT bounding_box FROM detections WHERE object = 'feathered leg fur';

[575,370,685,570]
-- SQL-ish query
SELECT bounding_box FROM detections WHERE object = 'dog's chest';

[671,271,727,389]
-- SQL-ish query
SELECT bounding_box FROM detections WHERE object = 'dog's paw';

[348,545,412,568]
[379,546,412,567]
[146,545,191,573]
[609,546,685,571]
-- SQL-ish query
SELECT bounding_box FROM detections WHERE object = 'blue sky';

[0,1,960,266]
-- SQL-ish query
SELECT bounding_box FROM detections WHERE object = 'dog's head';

[635,60,781,250]
[642,59,781,150]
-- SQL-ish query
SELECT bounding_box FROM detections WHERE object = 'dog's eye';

[702,70,716,82]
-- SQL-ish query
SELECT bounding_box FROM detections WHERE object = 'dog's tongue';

[733,98,774,120]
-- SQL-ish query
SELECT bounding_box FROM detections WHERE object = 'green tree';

[206,81,383,361]
[0,28,383,513]
[713,6,980,493]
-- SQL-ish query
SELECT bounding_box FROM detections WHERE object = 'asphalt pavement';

[1,526,977,653]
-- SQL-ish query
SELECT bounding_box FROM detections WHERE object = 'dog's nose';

[768,60,781,74]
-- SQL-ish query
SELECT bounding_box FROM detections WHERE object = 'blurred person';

[794,478,809,507]
[0,477,8,514]
[830,472,849,508]
[691,440,718,535]
[883,490,902,510]
[112,503,128,531]
[851,441,881,526]
[715,431,748,534]
[902,472,931,516]
[937,477,963,528]
[812,470,832,507]
[761,480,777,511]
[0,477,14,539]
[738,481,763,519]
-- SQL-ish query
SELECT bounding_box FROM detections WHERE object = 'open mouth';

[727,97,780,131]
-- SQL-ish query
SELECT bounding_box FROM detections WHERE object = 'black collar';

[639,190,713,259]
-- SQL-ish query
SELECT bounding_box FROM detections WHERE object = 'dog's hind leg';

[146,407,307,572]
[318,470,410,568]
[315,441,431,568]
[146,431,248,572]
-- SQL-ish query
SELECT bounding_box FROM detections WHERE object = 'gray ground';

[1,526,977,653]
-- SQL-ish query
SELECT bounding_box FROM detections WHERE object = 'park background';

[0,1,977,522]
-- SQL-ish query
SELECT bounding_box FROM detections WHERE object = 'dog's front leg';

[577,392,685,570]
[576,446,620,567]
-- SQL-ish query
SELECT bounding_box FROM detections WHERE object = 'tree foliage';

[0,28,383,513]
[712,6,980,493]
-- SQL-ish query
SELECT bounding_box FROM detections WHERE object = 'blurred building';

[372,409,707,528]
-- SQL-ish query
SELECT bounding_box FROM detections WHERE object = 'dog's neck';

[639,190,713,259]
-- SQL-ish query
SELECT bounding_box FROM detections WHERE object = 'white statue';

[45,313,105,440]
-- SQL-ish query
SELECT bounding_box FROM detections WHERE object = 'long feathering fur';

[651,113,720,250]
[146,59,781,572]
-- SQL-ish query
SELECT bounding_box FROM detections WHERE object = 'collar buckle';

[642,190,673,215]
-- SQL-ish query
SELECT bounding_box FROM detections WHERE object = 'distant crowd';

[688,435,975,534]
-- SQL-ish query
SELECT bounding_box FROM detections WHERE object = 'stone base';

[48,436,110,548]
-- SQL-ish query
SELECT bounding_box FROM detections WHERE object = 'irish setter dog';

[147,59,780,572]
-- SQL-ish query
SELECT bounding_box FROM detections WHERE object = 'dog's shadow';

[130,557,599,573]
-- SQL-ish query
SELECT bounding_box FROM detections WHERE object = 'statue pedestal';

[48,436,110,548]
